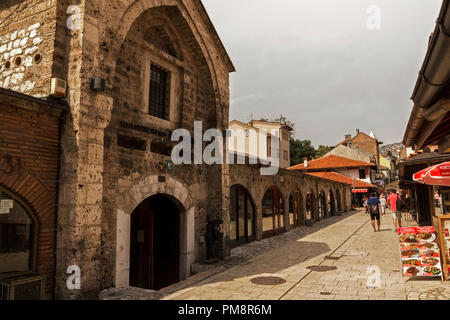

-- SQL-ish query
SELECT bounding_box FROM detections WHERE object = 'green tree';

[290,138,316,166]
[314,145,333,159]
[273,114,295,137]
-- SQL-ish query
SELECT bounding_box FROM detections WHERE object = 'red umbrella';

[413,162,450,186]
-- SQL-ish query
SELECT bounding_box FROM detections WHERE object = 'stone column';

[56,93,112,299]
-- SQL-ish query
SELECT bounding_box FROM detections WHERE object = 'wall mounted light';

[90,78,105,92]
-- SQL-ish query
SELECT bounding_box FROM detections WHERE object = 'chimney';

[356,129,360,134]
[345,134,351,143]
[303,157,308,168]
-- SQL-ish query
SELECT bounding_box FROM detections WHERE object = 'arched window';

[0,187,37,274]
[230,185,256,247]
[262,186,284,238]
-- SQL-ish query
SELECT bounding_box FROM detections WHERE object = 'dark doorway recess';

[230,185,256,247]
[129,194,180,290]
[262,186,285,238]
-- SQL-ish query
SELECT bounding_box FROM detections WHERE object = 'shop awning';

[413,161,450,186]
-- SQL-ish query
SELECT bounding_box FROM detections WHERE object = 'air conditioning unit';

[0,272,45,300]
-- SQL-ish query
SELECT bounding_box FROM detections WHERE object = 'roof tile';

[288,155,375,171]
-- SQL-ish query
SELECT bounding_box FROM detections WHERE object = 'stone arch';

[0,157,56,296]
[104,0,222,112]
[261,185,285,238]
[115,175,195,288]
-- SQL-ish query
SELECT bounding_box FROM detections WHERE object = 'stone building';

[0,0,354,300]
[1,0,234,299]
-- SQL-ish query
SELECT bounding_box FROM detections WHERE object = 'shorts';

[370,211,380,221]
[391,210,402,220]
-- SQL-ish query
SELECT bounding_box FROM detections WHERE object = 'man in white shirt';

[379,194,386,215]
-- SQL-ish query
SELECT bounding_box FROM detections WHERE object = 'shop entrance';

[129,194,180,290]
[230,185,256,247]
[262,186,285,238]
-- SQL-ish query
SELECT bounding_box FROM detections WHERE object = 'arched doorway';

[129,193,182,290]
[0,186,38,274]
[306,190,316,221]
[262,186,285,238]
[329,190,336,217]
[319,190,327,220]
[336,189,342,213]
[230,185,256,247]
[289,189,303,228]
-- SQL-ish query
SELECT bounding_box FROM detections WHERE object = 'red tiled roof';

[305,171,376,188]
[288,155,375,171]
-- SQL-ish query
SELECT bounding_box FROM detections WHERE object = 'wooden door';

[130,195,180,290]
[130,200,153,289]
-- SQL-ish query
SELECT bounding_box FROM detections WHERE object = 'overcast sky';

[203,0,442,146]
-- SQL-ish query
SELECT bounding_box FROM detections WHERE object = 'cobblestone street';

[102,209,450,300]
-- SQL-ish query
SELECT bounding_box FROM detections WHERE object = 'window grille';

[149,64,170,119]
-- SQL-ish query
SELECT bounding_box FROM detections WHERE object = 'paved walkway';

[101,210,450,300]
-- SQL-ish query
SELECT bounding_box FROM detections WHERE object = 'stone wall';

[0,0,57,97]
[50,0,233,299]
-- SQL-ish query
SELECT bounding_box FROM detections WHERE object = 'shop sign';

[0,199,13,214]
[398,226,443,278]
[352,189,368,193]
[0,199,13,208]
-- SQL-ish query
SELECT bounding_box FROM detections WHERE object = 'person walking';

[379,194,386,215]
[363,196,369,214]
[367,192,383,232]
[387,190,403,231]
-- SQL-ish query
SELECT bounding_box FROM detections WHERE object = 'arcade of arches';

[228,165,353,245]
